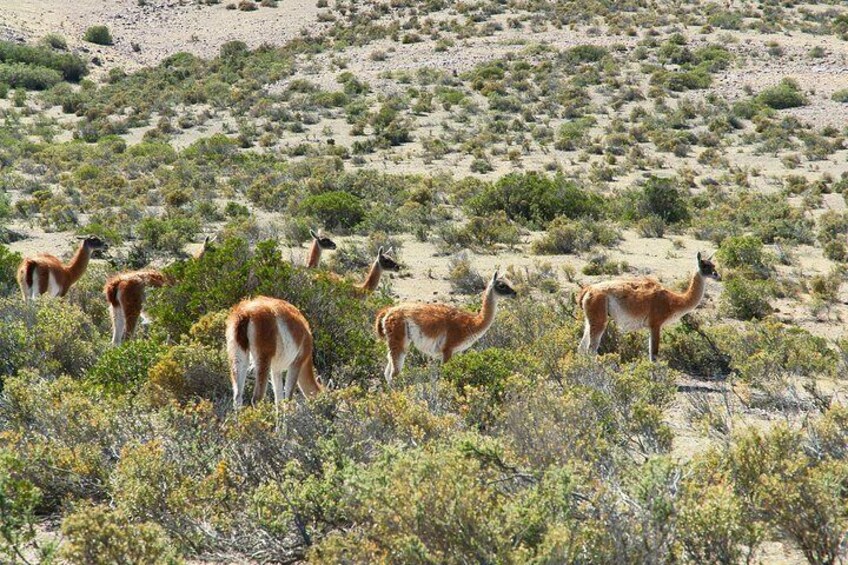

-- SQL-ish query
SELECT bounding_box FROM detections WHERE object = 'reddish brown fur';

[306,238,322,268]
[578,259,717,361]
[375,273,514,383]
[104,270,171,345]
[17,241,97,301]
[226,296,323,407]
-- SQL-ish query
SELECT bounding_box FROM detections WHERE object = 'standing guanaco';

[375,270,516,384]
[306,229,337,268]
[17,235,107,302]
[104,270,172,346]
[357,246,400,294]
[225,296,323,408]
[577,252,721,361]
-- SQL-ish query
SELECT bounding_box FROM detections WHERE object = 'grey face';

[493,278,517,297]
[82,235,107,250]
[699,257,721,281]
[311,230,337,250]
[377,247,400,271]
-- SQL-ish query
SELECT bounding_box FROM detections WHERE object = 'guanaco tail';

[104,270,172,346]
[577,252,721,361]
[226,296,323,408]
[17,235,107,302]
[374,269,516,384]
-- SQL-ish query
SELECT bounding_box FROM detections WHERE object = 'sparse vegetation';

[1,1,848,561]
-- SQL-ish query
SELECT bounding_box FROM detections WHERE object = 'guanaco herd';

[15,231,721,408]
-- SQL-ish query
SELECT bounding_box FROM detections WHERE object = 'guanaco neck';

[470,284,498,336]
[359,260,382,292]
[677,270,706,313]
[298,358,323,396]
[65,243,92,285]
[306,240,322,268]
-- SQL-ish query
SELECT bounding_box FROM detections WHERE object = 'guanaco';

[357,246,401,293]
[577,252,721,361]
[226,296,323,408]
[318,246,401,295]
[17,235,107,302]
[104,270,172,346]
[196,235,217,260]
[306,229,337,268]
[375,270,516,384]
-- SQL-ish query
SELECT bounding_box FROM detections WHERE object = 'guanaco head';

[697,252,721,281]
[310,229,337,250]
[78,234,108,251]
[376,246,401,272]
[490,270,517,297]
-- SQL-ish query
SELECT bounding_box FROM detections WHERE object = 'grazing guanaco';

[104,270,172,346]
[306,229,337,268]
[577,252,721,361]
[17,235,107,302]
[226,296,323,408]
[375,270,516,384]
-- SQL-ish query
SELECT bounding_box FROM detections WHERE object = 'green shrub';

[663,317,732,379]
[532,216,620,255]
[716,235,772,278]
[146,344,228,405]
[0,245,21,297]
[148,237,382,385]
[677,476,762,564]
[0,450,56,563]
[832,89,848,103]
[86,340,166,395]
[61,504,182,564]
[719,278,773,321]
[0,62,62,90]
[756,78,808,109]
[622,176,689,225]
[0,39,87,81]
[466,172,603,228]
[437,212,520,253]
[83,25,114,46]
[300,191,364,231]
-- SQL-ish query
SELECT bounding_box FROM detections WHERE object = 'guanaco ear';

[310,229,318,239]
[387,246,394,255]
[492,269,499,283]
[378,245,384,256]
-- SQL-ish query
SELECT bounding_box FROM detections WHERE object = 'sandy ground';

[0,0,324,73]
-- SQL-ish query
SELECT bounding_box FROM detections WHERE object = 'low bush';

[620,175,689,225]
[756,78,808,109]
[83,26,113,46]
[0,245,21,297]
[716,235,772,279]
[61,504,181,564]
[532,216,620,255]
[719,278,773,321]
[0,39,87,81]
[466,172,603,228]
[86,340,166,395]
[146,344,228,405]
[299,191,364,231]
[0,62,62,90]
